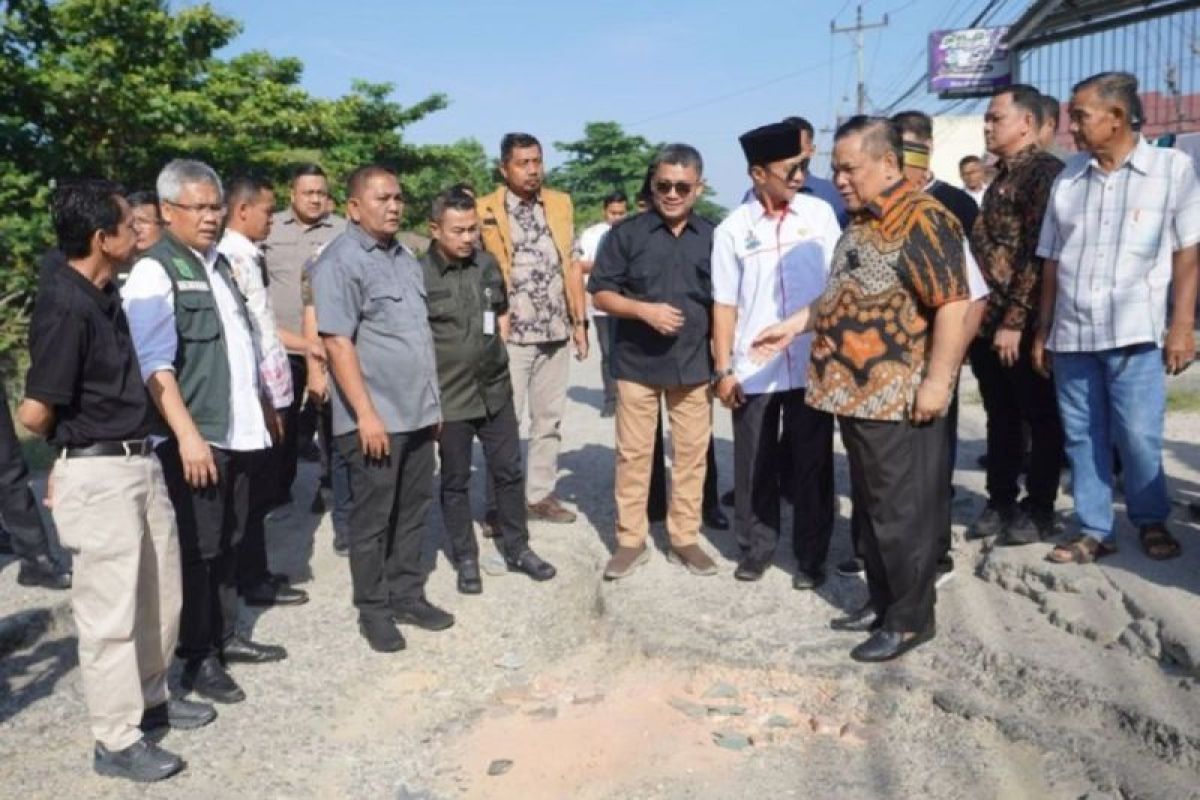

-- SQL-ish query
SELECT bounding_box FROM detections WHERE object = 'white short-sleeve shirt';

[576,221,612,317]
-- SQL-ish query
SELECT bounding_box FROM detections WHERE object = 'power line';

[832,4,891,114]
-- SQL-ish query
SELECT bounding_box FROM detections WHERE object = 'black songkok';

[738,122,802,165]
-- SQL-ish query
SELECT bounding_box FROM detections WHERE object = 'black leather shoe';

[391,597,455,631]
[830,604,879,632]
[359,615,405,653]
[140,698,217,733]
[93,739,184,783]
[507,549,556,581]
[456,558,483,594]
[702,506,730,531]
[734,559,766,582]
[16,554,71,590]
[241,581,309,607]
[222,635,287,664]
[849,627,935,663]
[792,568,826,591]
[179,656,245,704]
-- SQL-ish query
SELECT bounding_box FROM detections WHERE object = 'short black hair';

[291,162,327,184]
[500,133,542,163]
[959,155,983,169]
[430,186,478,222]
[448,181,476,198]
[890,110,933,143]
[1039,93,1061,130]
[602,190,628,208]
[650,143,704,177]
[346,164,399,200]
[52,179,127,259]
[834,115,904,167]
[782,116,815,139]
[225,176,273,214]
[637,163,655,204]
[126,189,159,209]
[994,83,1044,127]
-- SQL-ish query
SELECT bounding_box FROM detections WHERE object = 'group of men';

[5,67,1199,783]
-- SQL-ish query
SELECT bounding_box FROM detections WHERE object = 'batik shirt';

[969,144,1064,334]
[806,180,969,421]
[506,192,571,344]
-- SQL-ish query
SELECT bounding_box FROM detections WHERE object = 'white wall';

[932,115,986,188]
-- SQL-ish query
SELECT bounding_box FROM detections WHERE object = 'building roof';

[1005,0,1199,50]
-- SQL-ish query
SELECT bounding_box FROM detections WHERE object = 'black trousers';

[275,355,318,505]
[649,412,718,517]
[969,336,1064,510]
[337,427,434,620]
[159,440,260,660]
[0,385,51,560]
[840,415,945,634]
[237,447,275,590]
[733,389,834,571]
[438,400,528,563]
[593,315,617,408]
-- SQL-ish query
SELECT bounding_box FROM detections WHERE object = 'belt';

[61,439,154,458]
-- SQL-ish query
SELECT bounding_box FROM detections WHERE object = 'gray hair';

[156,158,223,203]
[1072,71,1143,131]
[650,143,704,176]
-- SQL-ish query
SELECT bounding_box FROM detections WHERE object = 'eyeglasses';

[652,180,695,197]
[131,217,165,229]
[769,160,810,183]
[165,200,225,216]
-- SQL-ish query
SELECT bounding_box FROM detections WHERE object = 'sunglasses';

[769,159,810,182]
[652,180,695,197]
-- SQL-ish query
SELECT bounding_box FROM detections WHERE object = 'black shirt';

[588,210,715,386]
[24,257,154,447]
[927,179,978,237]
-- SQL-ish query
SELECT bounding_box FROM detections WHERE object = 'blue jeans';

[1053,344,1170,543]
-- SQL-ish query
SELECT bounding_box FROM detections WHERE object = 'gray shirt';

[312,223,441,436]
[263,210,345,348]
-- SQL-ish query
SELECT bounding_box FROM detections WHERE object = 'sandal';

[1139,524,1181,561]
[1046,535,1117,564]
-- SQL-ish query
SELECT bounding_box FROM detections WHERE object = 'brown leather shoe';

[527,495,577,524]
[667,543,718,576]
[603,544,650,580]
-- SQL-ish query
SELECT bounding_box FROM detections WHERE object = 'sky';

[210,0,1019,208]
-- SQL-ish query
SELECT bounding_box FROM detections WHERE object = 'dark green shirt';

[421,247,512,422]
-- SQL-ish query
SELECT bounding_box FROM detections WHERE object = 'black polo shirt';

[24,257,154,447]
[927,179,978,237]
[588,210,715,386]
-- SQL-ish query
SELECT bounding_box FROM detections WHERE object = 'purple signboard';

[928,27,1013,97]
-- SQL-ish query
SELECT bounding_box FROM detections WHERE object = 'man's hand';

[307,368,329,406]
[715,375,745,410]
[572,324,590,360]
[1031,329,1052,378]
[639,303,685,336]
[911,379,951,425]
[749,321,797,364]
[358,411,390,460]
[180,432,218,488]
[263,404,285,445]
[993,328,1022,368]
[308,339,327,364]
[1164,320,1196,375]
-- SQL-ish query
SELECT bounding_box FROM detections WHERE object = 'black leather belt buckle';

[62,439,152,458]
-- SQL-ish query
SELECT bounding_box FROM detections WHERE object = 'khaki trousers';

[51,453,181,750]
[615,380,712,548]
[506,340,570,504]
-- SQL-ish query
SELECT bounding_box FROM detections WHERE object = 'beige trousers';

[51,453,181,750]
[614,380,712,548]
[506,340,571,504]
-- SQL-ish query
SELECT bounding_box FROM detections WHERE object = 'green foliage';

[0,0,489,378]
[548,121,726,227]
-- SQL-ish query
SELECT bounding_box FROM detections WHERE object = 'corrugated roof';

[1005,0,1199,49]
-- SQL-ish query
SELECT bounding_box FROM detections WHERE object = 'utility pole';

[831,4,889,114]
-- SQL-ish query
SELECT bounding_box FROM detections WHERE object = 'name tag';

[177,281,212,293]
[484,311,496,335]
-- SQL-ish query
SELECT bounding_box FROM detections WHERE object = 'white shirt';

[123,244,272,451]
[575,221,612,317]
[712,194,840,394]
[218,229,294,409]
[966,185,987,207]
[1037,137,1200,353]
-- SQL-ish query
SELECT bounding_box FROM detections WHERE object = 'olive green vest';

[145,232,251,443]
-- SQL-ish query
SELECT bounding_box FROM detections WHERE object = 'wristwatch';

[572,319,590,330]
[711,366,735,386]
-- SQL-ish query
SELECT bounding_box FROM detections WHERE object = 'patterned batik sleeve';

[899,206,970,310]
[1001,158,1066,330]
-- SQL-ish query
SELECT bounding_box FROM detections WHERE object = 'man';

[782,116,850,228]
[0,387,71,589]
[123,159,287,705]
[263,163,345,511]
[1038,94,1061,149]
[218,176,308,606]
[751,117,971,662]
[422,187,557,593]
[477,133,588,523]
[574,190,629,418]
[20,180,215,783]
[712,122,840,588]
[128,191,163,254]
[965,85,1066,546]
[1033,71,1200,564]
[312,164,454,653]
[959,155,988,206]
[590,144,720,580]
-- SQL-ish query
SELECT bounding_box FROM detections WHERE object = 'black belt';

[61,439,154,458]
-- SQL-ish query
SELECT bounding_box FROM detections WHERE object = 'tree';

[549,121,726,227]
